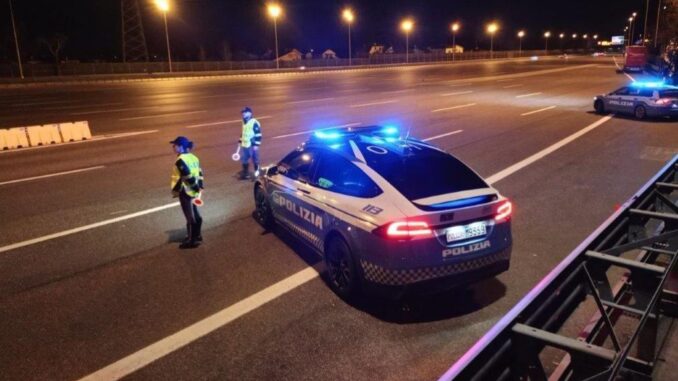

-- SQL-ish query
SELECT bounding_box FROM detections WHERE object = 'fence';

[0,49,596,79]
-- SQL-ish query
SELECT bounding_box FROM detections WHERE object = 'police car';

[253,125,512,298]
[593,82,678,119]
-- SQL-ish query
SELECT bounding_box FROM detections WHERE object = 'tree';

[40,34,67,75]
[658,0,678,44]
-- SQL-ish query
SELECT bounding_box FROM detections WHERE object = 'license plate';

[446,222,487,243]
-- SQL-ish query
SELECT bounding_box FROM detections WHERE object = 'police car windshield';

[360,142,488,200]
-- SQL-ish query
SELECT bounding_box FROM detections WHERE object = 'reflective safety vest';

[240,118,260,148]
[171,153,202,197]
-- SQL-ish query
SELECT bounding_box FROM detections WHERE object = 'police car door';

[270,149,325,250]
[606,87,631,112]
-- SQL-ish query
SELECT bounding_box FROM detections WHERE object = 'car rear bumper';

[359,245,511,287]
[645,105,678,117]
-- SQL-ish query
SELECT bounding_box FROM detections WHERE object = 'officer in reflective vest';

[238,106,262,180]
[170,136,204,249]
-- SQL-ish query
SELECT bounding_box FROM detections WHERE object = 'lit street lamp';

[154,0,172,73]
[544,31,551,53]
[487,23,498,59]
[401,19,414,63]
[517,30,525,56]
[342,9,354,66]
[267,3,282,69]
[451,22,460,61]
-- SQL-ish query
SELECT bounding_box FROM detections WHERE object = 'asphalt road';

[1,56,677,381]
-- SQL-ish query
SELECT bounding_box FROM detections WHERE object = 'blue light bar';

[630,80,666,88]
[381,126,399,135]
[314,130,343,139]
[428,195,493,209]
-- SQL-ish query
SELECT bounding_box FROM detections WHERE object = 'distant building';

[322,49,337,59]
[445,45,464,54]
[276,49,303,62]
[369,45,385,55]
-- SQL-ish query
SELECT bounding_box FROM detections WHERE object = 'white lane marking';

[185,116,272,129]
[272,122,362,139]
[624,72,636,82]
[288,97,335,104]
[431,103,477,113]
[43,102,124,111]
[0,166,105,186]
[0,203,179,255]
[120,110,207,121]
[515,92,542,98]
[0,130,159,155]
[440,91,473,97]
[71,106,157,116]
[496,78,515,83]
[423,130,463,142]
[486,115,613,185]
[521,105,557,116]
[350,100,399,108]
[109,210,128,216]
[503,84,524,89]
[381,89,414,95]
[11,100,75,107]
[76,266,320,381]
[447,82,473,87]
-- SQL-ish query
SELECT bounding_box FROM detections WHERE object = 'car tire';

[594,100,605,114]
[254,185,274,229]
[325,236,361,299]
[634,105,646,120]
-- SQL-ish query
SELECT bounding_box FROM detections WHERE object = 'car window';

[628,88,653,97]
[278,149,317,183]
[613,87,630,95]
[313,152,382,198]
[361,143,488,201]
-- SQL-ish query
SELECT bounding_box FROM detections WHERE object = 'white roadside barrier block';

[0,130,7,150]
[6,128,29,149]
[59,121,91,142]
[43,124,63,144]
[26,126,46,147]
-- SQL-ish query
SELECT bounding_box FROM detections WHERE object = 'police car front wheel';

[593,100,605,114]
[254,186,274,229]
[325,237,360,298]
[634,105,646,120]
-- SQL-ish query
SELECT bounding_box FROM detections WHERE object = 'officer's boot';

[238,163,250,180]
[194,220,203,242]
[180,223,200,249]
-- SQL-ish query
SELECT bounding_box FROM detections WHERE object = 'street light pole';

[544,31,551,54]
[643,0,649,43]
[401,19,413,64]
[487,23,498,59]
[451,23,460,61]
[267,4,282,69]
[630,12,637,45]
[8,0,24,79]
[654,0,662,47]
[517,31,525,56]
[162,11,172,72]
[342,9,354,66]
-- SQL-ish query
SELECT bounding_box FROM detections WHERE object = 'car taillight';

[655,98,672,106]
[374,221,433,239]
[495,200,512,222]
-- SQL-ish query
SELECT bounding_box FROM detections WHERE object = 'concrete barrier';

[59,121,91,142]
[5,128,29,149]
[26,125,63,146]
[0,129,7,150]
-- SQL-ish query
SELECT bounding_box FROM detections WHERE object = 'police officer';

[238,106,262,180]
[170,136,204,249]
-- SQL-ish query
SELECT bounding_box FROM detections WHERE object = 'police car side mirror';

[267,166,279,176]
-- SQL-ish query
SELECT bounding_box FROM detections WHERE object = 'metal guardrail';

[0,49,596,78]
[440,154,678,381]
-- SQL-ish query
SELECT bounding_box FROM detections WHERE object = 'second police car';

[593,82,678,119]
[253,125,512,298]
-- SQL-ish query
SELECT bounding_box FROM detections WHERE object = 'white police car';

[253,126,512,298]
[594,82,678,119]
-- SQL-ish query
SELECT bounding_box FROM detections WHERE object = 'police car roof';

[305,125,436,155]
[629,81,678,89]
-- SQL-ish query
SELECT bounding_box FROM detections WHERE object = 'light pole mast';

[8,0,24,79]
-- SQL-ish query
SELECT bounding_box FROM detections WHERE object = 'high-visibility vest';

[240,118,260,148]
[171,153,201,197]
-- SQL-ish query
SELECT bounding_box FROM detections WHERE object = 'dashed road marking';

[423,130,463,142]
[431,103,477,113]
[350,100,399,108]
[516,92,542,98]
[521,105,557,116]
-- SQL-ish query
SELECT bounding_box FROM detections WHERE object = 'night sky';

[1,1,647,62]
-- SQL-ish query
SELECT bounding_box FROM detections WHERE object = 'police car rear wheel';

[594,100,605,114]
[634,105,646,120]
[325,238,360,298]
[254,186,274,229]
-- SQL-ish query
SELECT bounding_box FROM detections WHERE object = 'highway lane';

[1,57,677,381]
